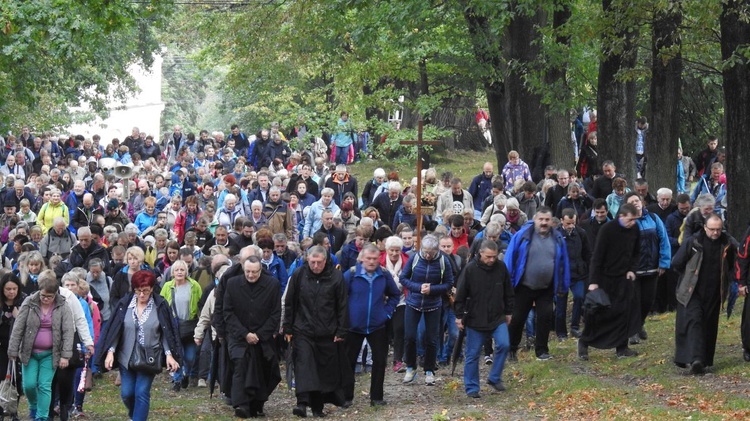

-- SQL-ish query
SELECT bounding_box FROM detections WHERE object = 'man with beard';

[223,256,282,418]
[284,246,349,418]
[578,203,641,360]
[673,214,736,374]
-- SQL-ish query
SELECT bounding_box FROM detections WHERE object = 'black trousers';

[389,306,405,363]
[296,392,324,412]
[508,284,554,357]
[344,328,388,402]
[635,273,659,329]
[51,366,77,421]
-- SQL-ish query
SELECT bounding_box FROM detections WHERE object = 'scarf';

[129,294,155,345]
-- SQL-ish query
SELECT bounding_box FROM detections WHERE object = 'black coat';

[315,225,347,254]
[557,225,591,282]
[371,193,402,229]
[223,273,281,360]
[95,292,183,372]
[283,259,348,339]
[454,259,514,332]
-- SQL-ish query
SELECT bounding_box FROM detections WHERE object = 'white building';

[65,55,164,146]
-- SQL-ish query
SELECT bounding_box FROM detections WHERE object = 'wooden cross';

[399,119,441,248]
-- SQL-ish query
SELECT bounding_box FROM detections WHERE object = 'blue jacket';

[503,221,570,295]
[665,208,687,255]
[344,263,400,334]
[401,252,454,312]
[634,209,671,274]
[265,255,289,293]
[339,241,360,271]
[134,212,158,235]
[690,173,726,212]
[468,173,493,212]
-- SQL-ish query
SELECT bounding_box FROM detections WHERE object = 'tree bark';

[598,0,639,182]
[547,2,574,171]
[501,7,547,160]
[720,0,750,238]
[649,0,682,193]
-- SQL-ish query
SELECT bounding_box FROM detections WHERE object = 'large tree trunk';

[720,0,750,238]
[547,2,574,171]
[462,4,510,169]
[649,0,682,193]
[598,0,639,182]
[431,95,488,152]
[501,7,547,160]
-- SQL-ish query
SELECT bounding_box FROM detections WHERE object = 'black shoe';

[293,404,307,418]
[180,376,190,389]
[675,362,687,368]
[508,350,518,362]
[616,348,639,358]
[744,349,750,362]
[467,392,481,399]
[370,400,387,407]
[578,340,589,361]
[312,409,326,418]
[629,334,641,345]
[172,381,181,392]
[571,328,582,338]
[639,328,648,340]
[234,407,251,419]
[487,380,506,392]
[690,360,705,375]
[341,400,352,409]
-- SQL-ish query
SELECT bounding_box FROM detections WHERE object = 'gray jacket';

[39,229,76,260]
[8,292,75,368]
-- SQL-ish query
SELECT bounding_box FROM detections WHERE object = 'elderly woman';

[99,270,181,421]
[160,260,201,391]
[134,197,159,236]
[111,247,152,314]
[214,193,245,230]
[401,235,454,386]
[380,236,409,373]
[248,200,268,229]
[36,189,69,235]
[481,194,507,227]
[8,273,74,421]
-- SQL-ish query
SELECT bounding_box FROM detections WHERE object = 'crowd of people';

[0,118,744,420]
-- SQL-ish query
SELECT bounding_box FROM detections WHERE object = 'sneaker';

[578,340,589,361]
[394,361,406,373]
[484,355,493,365]
[189,377,198,388]
[536,353,553,361]
[487,380,506,392]
[639,328,648,340]
[616,348,639,358]
[629,334,641,345]
[172,381,181,392]
[507,350,518,362]
[424,371,436,386]
[467,392,481,398]
[403,367,417,383]
[198,378,207,388]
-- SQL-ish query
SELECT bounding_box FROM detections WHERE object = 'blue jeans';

[555,280,585,337]
[439,305,458,363]
[404,307,441,372]
[172,339,197,382]
[73,367,85,408]
[525,308,536,338]
[119,364,155,421]
[335,145,349,165]
[464,323,509,394]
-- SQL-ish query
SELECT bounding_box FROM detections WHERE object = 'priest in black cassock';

[223,256,282,418]
[578,203,641,360]
[672,214,736,374]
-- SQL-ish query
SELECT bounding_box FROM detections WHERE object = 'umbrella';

[208,338,221,399]
[450,327,465,376]
[285,342,295,390]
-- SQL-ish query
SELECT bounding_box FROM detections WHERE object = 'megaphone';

[114,164,133,180]
[98,158,117,174]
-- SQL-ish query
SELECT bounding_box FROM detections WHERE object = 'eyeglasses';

[40,293,55,300]
[134,288,152,296]
[705,227,722,232]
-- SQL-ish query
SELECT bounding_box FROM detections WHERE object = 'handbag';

[170,287,197,341]
[0,363,19,415]
[129,341,163,375]
[68,331,85,369]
